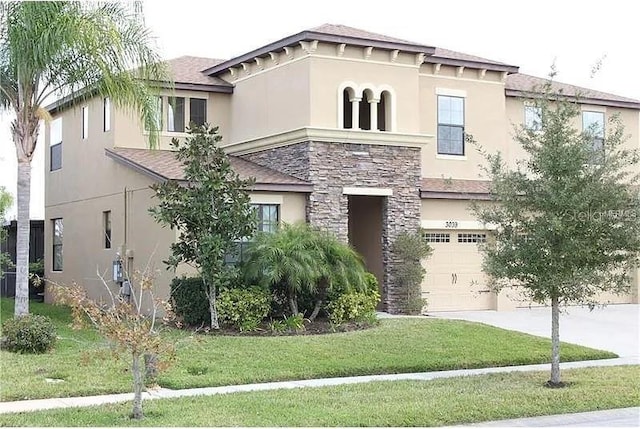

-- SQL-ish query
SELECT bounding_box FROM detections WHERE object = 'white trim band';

[421,220,496,230]
[343,187,393,196]
[435,87,468,98]
[250,194,283,205]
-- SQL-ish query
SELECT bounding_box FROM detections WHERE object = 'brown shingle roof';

[165,56,231,87]
[431,47,514,68]
[309,24,422,46]
[421,178,491,200]
[506,73,640,109]
[105,147,312,192]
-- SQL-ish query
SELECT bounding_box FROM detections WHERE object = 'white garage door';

[421,230,494,312]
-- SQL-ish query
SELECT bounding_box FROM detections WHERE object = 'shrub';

[217,287,271,332]
[170,276,209,327]
[392,230,432,314]
[327,280,380,326]
[1,314,57,353]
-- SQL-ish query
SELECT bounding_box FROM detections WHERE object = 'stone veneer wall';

[244,141,422,313]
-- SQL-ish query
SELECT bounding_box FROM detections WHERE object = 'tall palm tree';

[0,2,166,317]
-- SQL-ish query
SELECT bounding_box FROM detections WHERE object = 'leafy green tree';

[0,186,12,278]
[150,125,257,329]
[473,77,640,386]
[244,222,368,320]
[0,2,166,317]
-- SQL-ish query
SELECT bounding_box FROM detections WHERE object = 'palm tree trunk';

[549,295,561,385]
[309,299,322,322]
[288,289,298,315]
[131,352,144,419]
[14,159,31,317]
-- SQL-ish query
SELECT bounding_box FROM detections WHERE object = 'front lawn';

[0,298,617,401]
[1,366,637,426]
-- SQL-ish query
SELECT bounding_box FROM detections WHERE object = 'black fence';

[1,220,44,299]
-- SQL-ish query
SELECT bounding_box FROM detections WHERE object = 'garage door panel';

[422,230,494,312]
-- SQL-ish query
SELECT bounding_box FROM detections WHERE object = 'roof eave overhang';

[105,149,170,183]
[203,30,436,76]
[420,191,492,200]
[505,89,640,110]
[424,56,519,74]
[46,80,233,115]
[106,149,313,193]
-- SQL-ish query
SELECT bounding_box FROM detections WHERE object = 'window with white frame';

[423,232,451,243]
[81,106,88,139]
[103,97,111,132]
[50,118,62,171]
[143,96,163,132]
[167,97,185,132]
[457,233,486,243]
[437,95,465,155]
[224,204,280,264]
[524,105,542,131]
[52,218,63,271]
[582,111,605,157]
[189,98,207,127]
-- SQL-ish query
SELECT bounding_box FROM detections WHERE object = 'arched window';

[342,88,354,129]
[378,90,391,131]
[359,90,372,130]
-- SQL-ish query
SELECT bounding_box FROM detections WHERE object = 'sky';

[1,0,639,220]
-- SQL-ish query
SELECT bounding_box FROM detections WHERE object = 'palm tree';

[309,229,367,321]
[244,223,368,320]
[0,2,166,317]
[244,223,321,315]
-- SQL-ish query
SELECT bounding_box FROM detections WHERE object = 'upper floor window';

[81,106,88,140]
[190,98,207,127]
[167,97,185,132]
[103,97,111,132]
[52,218,63,271]
[582,111,605,151]
[340,84,392,132]
[145,96,163,132]
[524,105,542,131]
[437,95,465,156]
[50,118,62,171]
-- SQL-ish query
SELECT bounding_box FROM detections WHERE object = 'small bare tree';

[51,269,175,420]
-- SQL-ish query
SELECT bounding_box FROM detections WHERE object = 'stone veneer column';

[243,141,422,313]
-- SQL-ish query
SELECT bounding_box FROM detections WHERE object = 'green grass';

[1,366,638,426]
[0,298,617,402]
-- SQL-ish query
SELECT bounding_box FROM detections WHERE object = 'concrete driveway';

[433,304,639,358]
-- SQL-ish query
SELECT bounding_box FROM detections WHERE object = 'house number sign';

[444,221,459,228]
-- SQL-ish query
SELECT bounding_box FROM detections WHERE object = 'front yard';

[1,366,638,426]
[0,298,616,402]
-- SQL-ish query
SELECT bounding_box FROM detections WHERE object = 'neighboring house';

[44,24,640,313]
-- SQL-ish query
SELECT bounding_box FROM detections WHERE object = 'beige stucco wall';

[308,49,420,133]
[226,56,311,143]
[114,89,231,150]
[419,65,507,180]
[505,97,640,170]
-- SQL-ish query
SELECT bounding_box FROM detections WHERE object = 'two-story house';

[44,24,640,313]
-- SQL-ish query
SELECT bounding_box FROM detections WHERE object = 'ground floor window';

[52,218,63,271]
[224,204,280,264]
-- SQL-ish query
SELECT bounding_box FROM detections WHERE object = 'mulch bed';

[185,318,378,337]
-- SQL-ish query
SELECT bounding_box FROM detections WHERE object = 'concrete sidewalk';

[1,356,637,414]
